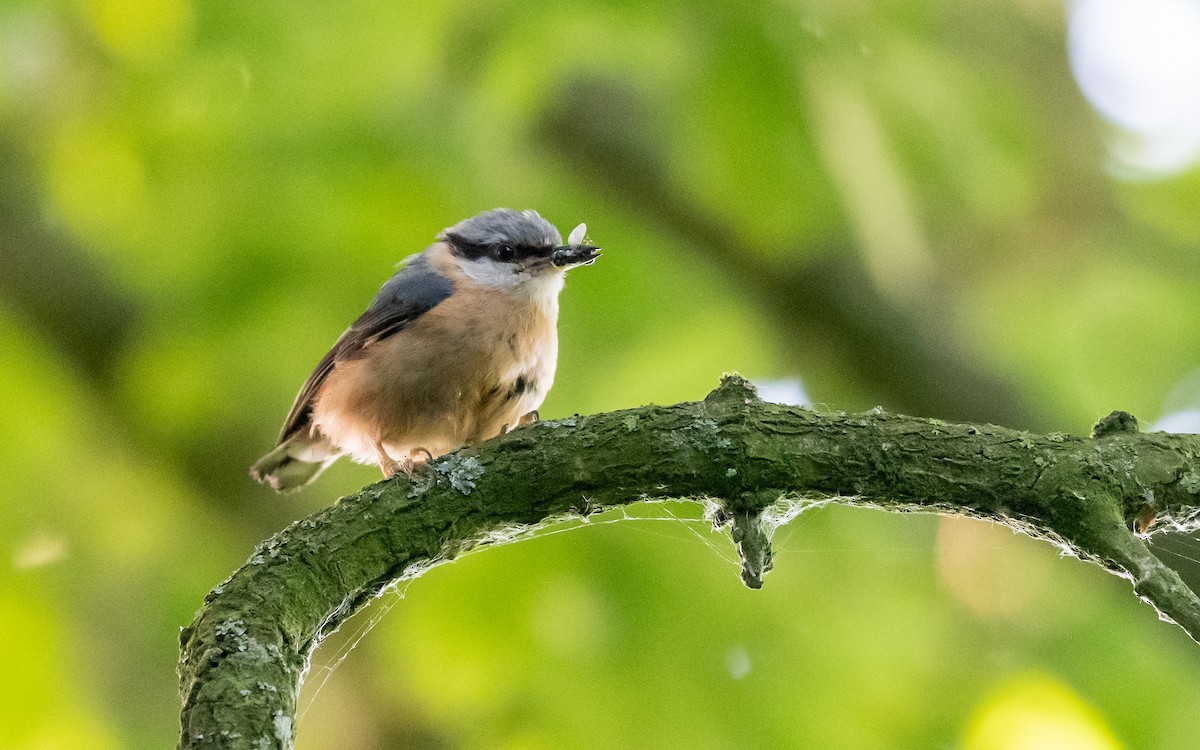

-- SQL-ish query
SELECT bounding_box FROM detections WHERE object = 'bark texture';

[178,376,1200,749]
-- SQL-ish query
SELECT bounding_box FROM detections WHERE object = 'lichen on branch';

[178,375,1200,749]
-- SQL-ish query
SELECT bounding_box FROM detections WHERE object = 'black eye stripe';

[443,235,490,260]
[445,234,553,262]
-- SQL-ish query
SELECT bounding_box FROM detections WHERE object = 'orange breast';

[311,273,559,466]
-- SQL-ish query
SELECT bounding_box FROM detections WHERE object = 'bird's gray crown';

[440,209,562,257]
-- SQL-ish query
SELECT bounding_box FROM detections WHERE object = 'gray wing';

[277,252,455,441]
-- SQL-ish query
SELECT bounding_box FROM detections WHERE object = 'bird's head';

[439,208,600,290]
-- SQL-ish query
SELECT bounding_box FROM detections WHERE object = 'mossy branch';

[178,376,1200,749]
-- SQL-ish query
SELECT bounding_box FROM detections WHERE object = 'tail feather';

[251,437,337,493]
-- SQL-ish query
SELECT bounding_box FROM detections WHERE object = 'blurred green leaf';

[3,0,1200,747]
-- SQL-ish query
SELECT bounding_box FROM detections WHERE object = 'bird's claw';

[398,447,435,479]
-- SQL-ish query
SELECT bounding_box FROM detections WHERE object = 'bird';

[250,208,600,492]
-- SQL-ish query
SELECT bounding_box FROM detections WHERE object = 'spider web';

[296,495,836,718]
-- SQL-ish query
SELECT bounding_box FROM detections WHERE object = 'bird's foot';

[374,441,403,479]
[502,411,539,435]
[399,447,435,479]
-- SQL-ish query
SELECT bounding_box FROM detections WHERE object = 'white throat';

[458,259,566,309]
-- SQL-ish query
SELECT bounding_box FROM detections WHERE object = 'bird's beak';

[551,243,601,268]
[551,222,600,268]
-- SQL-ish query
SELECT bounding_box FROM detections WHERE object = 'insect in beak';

[552,222,601,268]
[568,222,588,246]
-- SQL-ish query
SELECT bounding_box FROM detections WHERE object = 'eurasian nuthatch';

[251,208,600,492]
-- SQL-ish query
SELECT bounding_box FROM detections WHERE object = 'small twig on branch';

[178,375,1200,749]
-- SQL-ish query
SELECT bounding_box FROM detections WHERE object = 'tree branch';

[178,376,1200,749]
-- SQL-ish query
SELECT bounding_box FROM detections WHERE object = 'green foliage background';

[2,0,1200,748]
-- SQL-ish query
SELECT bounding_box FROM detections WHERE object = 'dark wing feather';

[277,252,455,441]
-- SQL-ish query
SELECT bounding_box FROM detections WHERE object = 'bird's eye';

[494,245,515,262]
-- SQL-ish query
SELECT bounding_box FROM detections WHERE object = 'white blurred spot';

[753,378,810,407]
[1154,409,1200,433]
[1155,368,1200,432]
[13,531,68,570]
[726,646,751,680]
[1068,0,1200,176]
